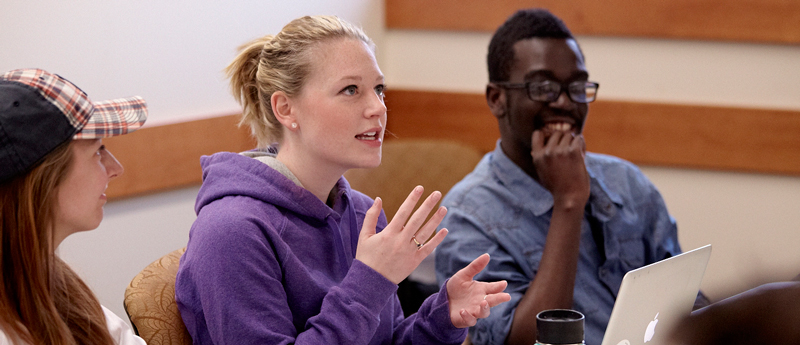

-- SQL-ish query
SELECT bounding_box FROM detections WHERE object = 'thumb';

[578,134,587,157]
[531,130,545,154]
[455,253,490,281]
[359,197,382,242]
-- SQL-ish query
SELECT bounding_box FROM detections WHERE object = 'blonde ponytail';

[226,35,279,148]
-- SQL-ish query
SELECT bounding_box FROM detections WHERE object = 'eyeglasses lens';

[521,81,598,103]
[570,82,597,103]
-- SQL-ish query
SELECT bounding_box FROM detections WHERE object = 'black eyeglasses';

[493,80,599,103]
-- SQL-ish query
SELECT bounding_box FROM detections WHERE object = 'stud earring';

[291,123,297,129]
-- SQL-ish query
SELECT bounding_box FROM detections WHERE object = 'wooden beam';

[102,115,256,200]
[98,90,800,200]
[385,89,800,176]
[385,0,800,44]
[386,89,500,153]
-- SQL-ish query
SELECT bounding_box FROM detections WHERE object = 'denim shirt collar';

[489,140,624,219]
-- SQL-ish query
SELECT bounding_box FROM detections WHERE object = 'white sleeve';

[0,328,15,345]
[102,306,146,345]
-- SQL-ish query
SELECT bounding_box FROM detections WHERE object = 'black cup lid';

[536,309,585,344]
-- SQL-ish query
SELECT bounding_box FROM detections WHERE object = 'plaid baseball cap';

[0,68,148,182]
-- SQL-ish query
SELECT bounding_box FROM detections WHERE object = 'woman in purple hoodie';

[175,15,511,345]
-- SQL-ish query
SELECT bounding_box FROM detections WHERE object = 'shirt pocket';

[522,246,601,316]
[522,246,544,279]
[618,235,646,271]
[574,277,600,315]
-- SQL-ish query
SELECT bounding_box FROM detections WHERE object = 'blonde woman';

[175,15,510,344]
[0,69,146,345]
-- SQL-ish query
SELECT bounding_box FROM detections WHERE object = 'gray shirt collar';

[240,150,304,188]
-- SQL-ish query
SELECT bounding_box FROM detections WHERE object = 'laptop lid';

[600,244,712,345]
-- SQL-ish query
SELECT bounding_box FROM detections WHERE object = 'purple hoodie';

[175,152,466,345]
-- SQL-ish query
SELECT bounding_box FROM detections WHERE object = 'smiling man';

[435,9,706,345]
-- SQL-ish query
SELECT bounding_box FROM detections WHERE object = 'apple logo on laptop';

[644,313,659,343]
[616,340,630,345]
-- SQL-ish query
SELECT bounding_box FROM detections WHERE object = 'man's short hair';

[487,9,576,82]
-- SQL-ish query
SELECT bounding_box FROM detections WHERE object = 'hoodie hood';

[196,152,348,220]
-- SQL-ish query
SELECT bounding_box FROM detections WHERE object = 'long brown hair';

[0,141,114,345]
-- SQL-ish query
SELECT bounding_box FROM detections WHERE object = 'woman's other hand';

[446,253,511,328]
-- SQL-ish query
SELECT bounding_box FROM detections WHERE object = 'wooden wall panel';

[102,115,256,200]
[586,101,800,174]
[99,90,800,200]
[385,89,800,176]
[386,89,500,153]
[385,0,800,44]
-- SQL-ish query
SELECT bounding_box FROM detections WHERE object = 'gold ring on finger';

[412,236,423,250]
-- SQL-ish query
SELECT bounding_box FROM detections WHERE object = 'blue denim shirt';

[435,142,681,345]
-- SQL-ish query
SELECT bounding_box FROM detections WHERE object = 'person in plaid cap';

[0,68,147,345]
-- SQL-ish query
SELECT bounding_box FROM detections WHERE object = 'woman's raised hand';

[356,186,448,284]
[446,254,511,328]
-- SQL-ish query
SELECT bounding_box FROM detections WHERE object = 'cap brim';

[74,96,148,139]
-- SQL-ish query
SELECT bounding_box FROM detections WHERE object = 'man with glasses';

[435,9,705,345]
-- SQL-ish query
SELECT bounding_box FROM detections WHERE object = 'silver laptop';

[600,244,712,345]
